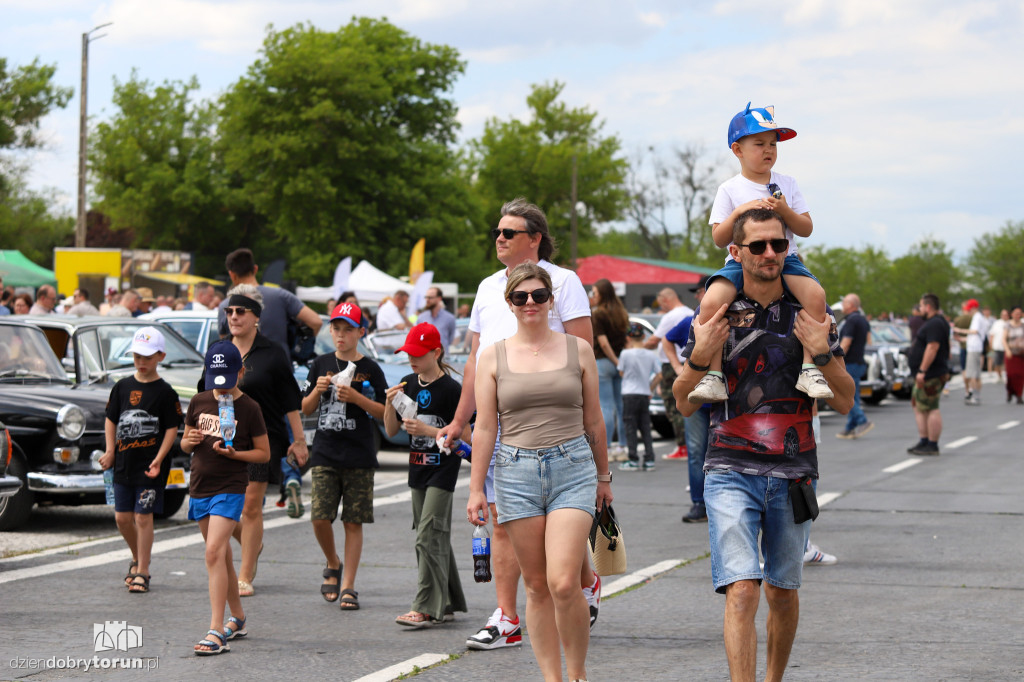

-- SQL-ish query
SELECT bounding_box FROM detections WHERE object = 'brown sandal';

[124,560,138,586]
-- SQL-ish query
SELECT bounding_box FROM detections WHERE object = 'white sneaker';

[796,368,834,399]
[688,373,728,403]
[803,542,838,565]
[466,608,522,650]
[583,571,601,630]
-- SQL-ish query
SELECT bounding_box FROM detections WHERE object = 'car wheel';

[0,450,35,531]
[863,390,887,405]
[783,428,800,459]
[155,489,187,520]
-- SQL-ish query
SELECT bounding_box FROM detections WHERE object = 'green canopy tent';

[0,250,57,288]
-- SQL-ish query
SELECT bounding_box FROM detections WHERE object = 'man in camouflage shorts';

[907,294,951,456]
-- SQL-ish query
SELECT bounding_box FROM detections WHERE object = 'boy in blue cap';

[689,103,832,404]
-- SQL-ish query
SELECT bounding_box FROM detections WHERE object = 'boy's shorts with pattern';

[912,375,948,412]
[311,465,374,524]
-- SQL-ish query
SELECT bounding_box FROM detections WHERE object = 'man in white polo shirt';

[438,197,601,650]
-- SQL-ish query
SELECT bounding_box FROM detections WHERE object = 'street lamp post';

[75,22,112,248]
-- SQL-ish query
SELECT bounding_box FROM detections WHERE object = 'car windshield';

[0,325,68,380]
[93,324,204,372]
[871,323,909,345]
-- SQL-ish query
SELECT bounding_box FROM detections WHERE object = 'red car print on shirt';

[710,398,814,459]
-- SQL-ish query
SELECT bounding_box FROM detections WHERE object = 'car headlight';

[56,404,87,441]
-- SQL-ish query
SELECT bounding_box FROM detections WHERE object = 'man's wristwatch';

[597,472,612,483]
[812,351,832,367]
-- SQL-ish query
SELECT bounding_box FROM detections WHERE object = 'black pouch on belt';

[788,477,819,524]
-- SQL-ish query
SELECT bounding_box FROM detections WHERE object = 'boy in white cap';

[99,326,183,593]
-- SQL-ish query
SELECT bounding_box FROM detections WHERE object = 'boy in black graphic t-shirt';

[301,303,386,611]
[100,327,182,593]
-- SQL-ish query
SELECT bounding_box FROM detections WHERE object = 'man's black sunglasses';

[491,227,530,240]
[508,288,552,306]
[736,238,788,255]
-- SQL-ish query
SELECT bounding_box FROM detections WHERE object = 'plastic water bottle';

[218,393,235,448]
[103,468,115,506]
[472,516,492,583]
[450,439,472,461]
[361,380,376,402]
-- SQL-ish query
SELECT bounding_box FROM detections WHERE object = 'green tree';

[0,56,74,260]
[888,238,959,316]
[470,81,629,264]
[219,19,488,288]
[89,72,237,273]
[963,221,1024,310]
[0,168,73,266]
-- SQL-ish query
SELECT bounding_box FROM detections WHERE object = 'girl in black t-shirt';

[384,323,469,628]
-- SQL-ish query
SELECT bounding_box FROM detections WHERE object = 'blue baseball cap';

[205,340,243,390]
[727,103,797,148]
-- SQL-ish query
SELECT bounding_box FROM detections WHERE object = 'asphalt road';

[1,374,1022,681]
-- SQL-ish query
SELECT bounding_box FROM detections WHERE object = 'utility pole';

[570,153,578,269]
[75,22,112,248]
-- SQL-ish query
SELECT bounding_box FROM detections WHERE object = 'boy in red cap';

[384,322,470,628]
[301,302,387,611]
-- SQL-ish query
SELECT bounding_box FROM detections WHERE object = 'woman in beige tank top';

[468,263,613,682]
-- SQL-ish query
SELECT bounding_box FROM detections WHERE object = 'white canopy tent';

[295,260,410,306]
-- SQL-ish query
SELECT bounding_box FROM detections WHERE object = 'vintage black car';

[0,319,188,530]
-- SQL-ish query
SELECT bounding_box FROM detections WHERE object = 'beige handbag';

[589,502,627,576]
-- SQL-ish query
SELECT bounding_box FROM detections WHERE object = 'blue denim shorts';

[704,468,812,594]
[188,493,245,522]
[709,254,817,291]
[494,435,597,524]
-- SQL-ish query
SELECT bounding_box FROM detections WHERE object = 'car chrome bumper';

[0,474,22,498]
[27,471,104,493]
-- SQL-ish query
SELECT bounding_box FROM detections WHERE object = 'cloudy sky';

[3,0,1022,262]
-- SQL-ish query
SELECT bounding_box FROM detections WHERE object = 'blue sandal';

[224,616,247,641]
[195,629,229,656]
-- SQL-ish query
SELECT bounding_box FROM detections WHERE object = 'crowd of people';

[30,102,1021,681]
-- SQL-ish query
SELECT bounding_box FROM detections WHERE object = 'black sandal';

[128,574,150,593]
[124,560,138,587]
[339,588,359,610]
[321,566,342,603]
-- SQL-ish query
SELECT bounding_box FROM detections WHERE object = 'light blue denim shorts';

[704,468,812,594]
[494,435,598,524]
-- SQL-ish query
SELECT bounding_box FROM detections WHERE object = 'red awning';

[575,255,709,285]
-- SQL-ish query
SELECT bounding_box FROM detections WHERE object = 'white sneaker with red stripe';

[466,608,522,650]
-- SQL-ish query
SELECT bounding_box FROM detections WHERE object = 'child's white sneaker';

[796,367,834,399]
[688,374,728,403]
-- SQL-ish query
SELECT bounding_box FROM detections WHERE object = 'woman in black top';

[589,278,629,456]
[202,284,308,597]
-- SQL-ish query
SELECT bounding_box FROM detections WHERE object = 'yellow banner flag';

[409,238,425,283]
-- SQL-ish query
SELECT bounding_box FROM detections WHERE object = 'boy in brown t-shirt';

[183,340,269,655]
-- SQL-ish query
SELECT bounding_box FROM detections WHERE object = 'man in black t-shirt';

[906,293,950,455]
[836,293,873,439]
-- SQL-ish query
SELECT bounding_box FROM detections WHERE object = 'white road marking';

[0,477,469,583]
[945,436,978,450]
[352,653,449,682]
[883,458,922,473]
[817,491,842,507]
[603,558,682,595]
[997,420,1020,430]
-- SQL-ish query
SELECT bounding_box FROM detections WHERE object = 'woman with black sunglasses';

[468,262,612,682]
